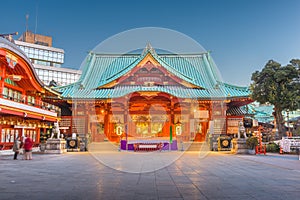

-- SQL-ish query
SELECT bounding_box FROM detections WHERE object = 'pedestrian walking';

[12,136,21,160]
[24,136,33,160]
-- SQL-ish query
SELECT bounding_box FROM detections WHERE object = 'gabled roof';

[245,104,274,123]
[0,37,45,92]
[56,45,250,99]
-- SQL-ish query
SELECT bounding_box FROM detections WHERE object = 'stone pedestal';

[45,139,67,154]
[231,138,248,154]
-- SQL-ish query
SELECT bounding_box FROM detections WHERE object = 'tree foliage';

[250,59,300,137]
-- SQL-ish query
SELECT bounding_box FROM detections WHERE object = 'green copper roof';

[59,85,249,99]
[56,47,250,99]
[244,104,274,123]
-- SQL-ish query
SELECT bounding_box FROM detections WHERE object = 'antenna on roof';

[25,14,29,33]
[34,3,39,42]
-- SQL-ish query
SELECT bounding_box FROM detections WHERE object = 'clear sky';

[1,0,299,86]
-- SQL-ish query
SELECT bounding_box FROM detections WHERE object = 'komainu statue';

[50,122,61,139]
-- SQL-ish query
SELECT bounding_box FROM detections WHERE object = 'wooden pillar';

[0,64,5,95]
[124,97,128,149]
[104,102,109,140]
[124,97,128,137]
[36,127,40,143]
[170,97,175,138]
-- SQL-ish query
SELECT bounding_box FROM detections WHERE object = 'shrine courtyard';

[1,150,300,200]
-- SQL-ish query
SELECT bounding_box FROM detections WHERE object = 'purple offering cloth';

[121,140,178,151]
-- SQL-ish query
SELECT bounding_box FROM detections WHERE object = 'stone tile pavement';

[0,149,299,200]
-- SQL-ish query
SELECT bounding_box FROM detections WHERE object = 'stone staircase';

[88,142,119,152]
[184,142,209,151]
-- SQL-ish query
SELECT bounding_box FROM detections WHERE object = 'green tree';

[250,59,300,138]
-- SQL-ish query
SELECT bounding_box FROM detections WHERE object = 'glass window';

[18,92,22,102]
[49,71,53,78]
[53,63,61,67]
[13,91,18,101]
[27,95,31,103]
[8,88,13,99]
[2,87,8,98]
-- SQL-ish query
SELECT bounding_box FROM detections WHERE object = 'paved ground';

[0,148,300,200]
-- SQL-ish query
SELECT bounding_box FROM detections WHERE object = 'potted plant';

[246,136,258,155]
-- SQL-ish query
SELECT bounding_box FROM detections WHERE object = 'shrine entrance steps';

[88,142,119,152]
[88,141,210,152]
[183,142,206,151]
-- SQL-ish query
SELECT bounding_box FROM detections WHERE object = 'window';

[13,91,18,101]
[2,87,8,98]
[8,88,13,99]
[27,96,35,105]
[53,63,61,67]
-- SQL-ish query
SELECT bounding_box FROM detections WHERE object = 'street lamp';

[175,120,183,151]
[116,120,123,151]
[287,109,290,137]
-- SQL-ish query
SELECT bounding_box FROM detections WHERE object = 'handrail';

[0,94,61,116]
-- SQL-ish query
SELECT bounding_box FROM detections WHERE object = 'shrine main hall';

[55,45,251,150]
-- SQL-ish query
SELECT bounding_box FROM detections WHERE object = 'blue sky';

[1,0,299,86]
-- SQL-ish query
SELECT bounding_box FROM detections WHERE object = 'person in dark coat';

[12,136,21,160]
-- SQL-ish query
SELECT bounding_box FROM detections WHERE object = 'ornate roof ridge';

[88,51,209,57]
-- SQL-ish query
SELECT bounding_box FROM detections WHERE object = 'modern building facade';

[0,37,60,150]
[15,31,81,86]
[55,45,252,149]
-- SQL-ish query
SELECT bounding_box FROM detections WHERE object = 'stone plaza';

[1,145,300,200]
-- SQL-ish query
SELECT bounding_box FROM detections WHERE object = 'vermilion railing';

[0,94,61,116]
